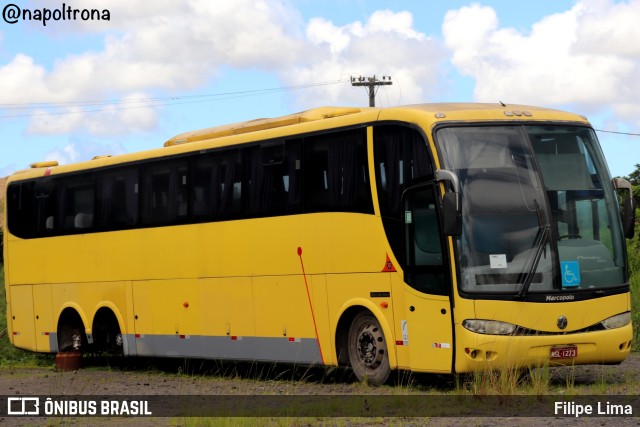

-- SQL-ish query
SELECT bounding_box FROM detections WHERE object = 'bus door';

[400,182,454,373]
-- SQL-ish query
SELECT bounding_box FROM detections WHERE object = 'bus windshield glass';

[436,125,626,296]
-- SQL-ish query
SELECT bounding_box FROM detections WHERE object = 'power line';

[0,79,348,118]
[594,129,640,137]
[4,83,640,139]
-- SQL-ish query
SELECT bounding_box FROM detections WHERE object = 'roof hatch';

[163,107,362,147]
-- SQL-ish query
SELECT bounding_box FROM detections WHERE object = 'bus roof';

[164,103,588,147]
[10,103,589,182]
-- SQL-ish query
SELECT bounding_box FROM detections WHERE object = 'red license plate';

[550,345,577,359]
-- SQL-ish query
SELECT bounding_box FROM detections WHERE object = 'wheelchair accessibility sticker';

[561,261,581,287]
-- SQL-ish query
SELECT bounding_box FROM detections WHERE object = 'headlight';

[462,319,517,335]
[601,312,631,329]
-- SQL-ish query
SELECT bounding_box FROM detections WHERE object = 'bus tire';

[347,311,391,385]
[92,308,123,356]
[57,309,86,353]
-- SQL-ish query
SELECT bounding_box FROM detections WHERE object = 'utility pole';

[350,75,392,107]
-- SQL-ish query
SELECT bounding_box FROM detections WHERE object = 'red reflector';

[13,331,19,336]
[179,335,186,339]
[231,336,238,340]
[288,337,295,342]
[395,340,403,346]
[135,334,141,338]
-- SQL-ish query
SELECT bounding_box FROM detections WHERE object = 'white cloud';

[44,139,127,166]
[574,0,640,57]
[0,54,51,103]
[285,10,446,107]
[1,0,304,135]
[26,0,303,98]
[45,144,78,164]
[443,0,640,125]
[1,1,445,138]
[27,93,158,136]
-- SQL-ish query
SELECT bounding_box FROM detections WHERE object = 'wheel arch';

[334,299,397,370]
[91,301,126,336]
[56,303,89,334]
[91,303,125,354]
[56,304,89,352]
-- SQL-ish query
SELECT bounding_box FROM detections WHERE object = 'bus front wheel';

[347,311,391,385]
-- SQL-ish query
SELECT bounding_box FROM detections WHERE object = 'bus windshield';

[436,125,626,296]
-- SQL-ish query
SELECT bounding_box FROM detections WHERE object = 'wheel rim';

[356,321,384,369]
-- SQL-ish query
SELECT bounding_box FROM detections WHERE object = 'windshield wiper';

[516,200,550,300]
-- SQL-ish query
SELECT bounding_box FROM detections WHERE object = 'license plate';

[550,345,577,359]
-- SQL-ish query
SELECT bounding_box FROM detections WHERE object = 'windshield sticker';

[405,211,412,224]
[489,254,508,269]
[561,261,581,287]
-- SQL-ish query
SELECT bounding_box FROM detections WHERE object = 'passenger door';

[400,183,454,373]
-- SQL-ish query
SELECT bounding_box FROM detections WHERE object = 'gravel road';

[1,353,639,426]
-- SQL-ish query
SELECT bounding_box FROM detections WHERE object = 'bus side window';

[285,140,302,211]
[33,179,58,235]
[404,185,447,295]
[60,176,95,232]
[57,173,96,232]
[191,149,242,220]
[247,146,278,215]
[192,156,214,218]
[374,125,434,264]
[7,181,37,238]
[304,128,372,214]
[141,161,188,225]
[99,169,139,229]
[246,140,302,216]
[374,126,433,218]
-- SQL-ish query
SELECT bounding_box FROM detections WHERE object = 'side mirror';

[442,192,462,236]
[613,178,635,239]
[436,169,462,236]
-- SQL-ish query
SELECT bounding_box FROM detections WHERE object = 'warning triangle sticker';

[381,253,397,272]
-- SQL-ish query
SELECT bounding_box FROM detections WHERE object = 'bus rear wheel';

[347,311,391,385]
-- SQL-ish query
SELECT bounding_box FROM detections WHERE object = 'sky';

[1,0,639,178]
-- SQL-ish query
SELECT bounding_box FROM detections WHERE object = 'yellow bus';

[4,103,635,385]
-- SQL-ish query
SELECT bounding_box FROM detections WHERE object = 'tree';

[624,164,640,275]
[627,163,640,186]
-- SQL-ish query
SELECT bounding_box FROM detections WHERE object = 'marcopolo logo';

[545,294,576,302]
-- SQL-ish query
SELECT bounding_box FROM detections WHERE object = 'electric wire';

[594,129,640,137]
[0,79,348,118]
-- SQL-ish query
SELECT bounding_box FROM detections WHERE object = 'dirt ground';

[1,353,639,426]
